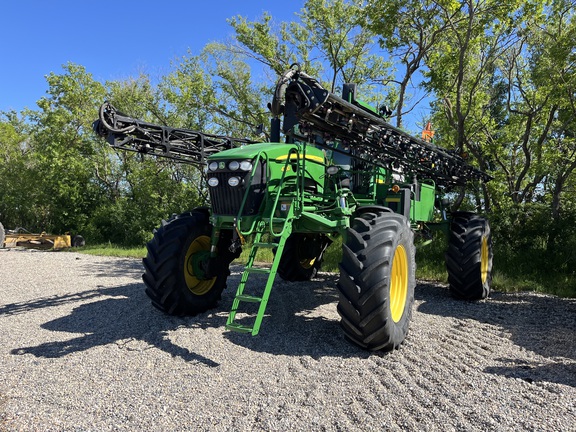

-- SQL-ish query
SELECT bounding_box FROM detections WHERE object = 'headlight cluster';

[207,159,253,188]
[208,160,253,172]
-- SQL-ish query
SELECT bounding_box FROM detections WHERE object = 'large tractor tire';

[142,210,237,316]
[337,211,416,351]
[277,233,329,281]
[445,212,493,300]
[0,222,5,248]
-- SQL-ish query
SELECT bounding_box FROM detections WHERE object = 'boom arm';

[271,66,491,188]
[93,68,491,187]
[93,102,255,166]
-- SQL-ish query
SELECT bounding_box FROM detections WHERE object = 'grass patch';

[236,236,275,264]
[321,236,343,272]
[412,236,576,298]
[74,243,147,259]
[491,246,576,298]
[415,238,449,283]
[491,272,576,298]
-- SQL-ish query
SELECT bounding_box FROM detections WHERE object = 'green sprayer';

[94,65,493,351]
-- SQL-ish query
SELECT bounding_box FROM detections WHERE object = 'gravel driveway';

[1,248,574,431]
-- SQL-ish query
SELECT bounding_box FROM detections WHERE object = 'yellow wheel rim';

[480,236,489,284]
[184,235,216,296]
[299,257,316,269]
[390,244,408,323]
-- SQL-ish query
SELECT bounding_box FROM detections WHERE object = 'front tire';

[445,212,493,300]
[337,211,416,351]
[142,210,235,316]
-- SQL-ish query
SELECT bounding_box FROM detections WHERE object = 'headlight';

[240,160,253,171]
[228,161,240,171]
[227,176,241,187]
[326,165,340,175]
[208,162,219,171]
[207,177,219,187]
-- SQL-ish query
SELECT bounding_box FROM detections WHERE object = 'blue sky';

[0,1,305,113]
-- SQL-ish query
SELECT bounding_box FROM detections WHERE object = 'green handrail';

[268,146,301,237]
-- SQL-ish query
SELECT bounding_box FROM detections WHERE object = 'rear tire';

[142,210,236,316]
[337,211,415,351]
[277,233,329,281]
[445,212,493,300]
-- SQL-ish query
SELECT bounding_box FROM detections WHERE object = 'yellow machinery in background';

[0,222,83,250]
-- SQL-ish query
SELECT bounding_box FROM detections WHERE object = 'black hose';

[98,102,136,134]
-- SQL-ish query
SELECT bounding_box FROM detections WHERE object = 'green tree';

[422,0,537,211]
[202,42,272,139]
[160,53,217,130]
[89,74,204,245]
[516,0,576,255]
[228,0,393,107]
[0,112,35,228]
[22,63,106,234]
[366,0,453,128]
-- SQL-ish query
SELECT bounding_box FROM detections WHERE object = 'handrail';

[268,146,300,237]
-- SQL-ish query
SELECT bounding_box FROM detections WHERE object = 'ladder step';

[226,323,254,334]
[246,267,271,274]
[235,294,263,303]
[253,242,277,248]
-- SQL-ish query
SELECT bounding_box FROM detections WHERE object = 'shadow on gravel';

[0,289,105,316]
[220,270,373,360]
[416,283,576,387]
[7,260,371,364]
[79,257,146,279]
[9,259,222,368]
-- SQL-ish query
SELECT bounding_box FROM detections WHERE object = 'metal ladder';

[225,208,294,336]
[226,147,303,336]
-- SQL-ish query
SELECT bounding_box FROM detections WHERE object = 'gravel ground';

[0,248,575,431]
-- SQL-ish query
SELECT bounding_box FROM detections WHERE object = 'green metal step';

[253,242,277,248]
[235,294,263,303]
[225,323,254,333]
[245,267,271,275]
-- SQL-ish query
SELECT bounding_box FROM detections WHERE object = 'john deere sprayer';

[94,65,493,351]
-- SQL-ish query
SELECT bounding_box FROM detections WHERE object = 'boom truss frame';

[93,102,255,166]
[272,65,491,189]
